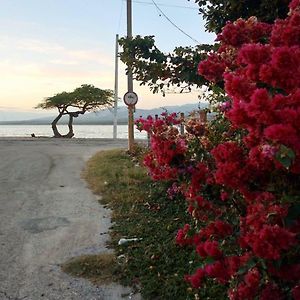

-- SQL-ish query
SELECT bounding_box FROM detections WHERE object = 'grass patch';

[62,253,117,284]
[73,147,226,299]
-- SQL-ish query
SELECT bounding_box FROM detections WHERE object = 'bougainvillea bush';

[136,1,300,299]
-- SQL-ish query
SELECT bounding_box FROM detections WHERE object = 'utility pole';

[126,0,135,152]
[113,34,119,140]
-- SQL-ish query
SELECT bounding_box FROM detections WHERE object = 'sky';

[0,0,216,115]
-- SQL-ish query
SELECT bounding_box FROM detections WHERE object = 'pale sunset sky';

[0,0,215,115]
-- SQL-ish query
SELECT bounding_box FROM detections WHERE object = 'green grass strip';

[72,148,226,299]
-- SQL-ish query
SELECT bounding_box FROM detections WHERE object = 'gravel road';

[0,138,140,300]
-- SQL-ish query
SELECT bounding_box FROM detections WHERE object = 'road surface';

[0,138,140,300]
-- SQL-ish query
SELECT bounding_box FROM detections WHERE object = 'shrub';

[136,1,300,298]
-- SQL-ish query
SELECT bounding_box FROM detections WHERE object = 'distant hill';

[0,110,53,122]
[0,103,208,125]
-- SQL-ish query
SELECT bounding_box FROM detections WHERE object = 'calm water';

[0,124,147,139]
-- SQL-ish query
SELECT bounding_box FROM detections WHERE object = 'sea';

[0,124,148,139]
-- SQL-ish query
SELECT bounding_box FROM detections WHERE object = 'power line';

[150,0,199,44]
[122,0,198,10]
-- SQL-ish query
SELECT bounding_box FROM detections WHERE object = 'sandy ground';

[0,138,141,300]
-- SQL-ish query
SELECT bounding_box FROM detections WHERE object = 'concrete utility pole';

[126,0,135,152]
[113,34,119,140]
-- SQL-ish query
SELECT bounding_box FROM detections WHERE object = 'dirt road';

[0,138,138,300]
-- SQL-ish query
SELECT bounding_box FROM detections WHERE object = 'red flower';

[260,283,284,300]
[176,224,193,246]
[138,3,300,298]
[185,268,205,289]
[289,0,300,10]
[292,285,300,300]
[264,124,300,152]
[204,261,229,283]
[196,240,223,259]
[198,53,228,83]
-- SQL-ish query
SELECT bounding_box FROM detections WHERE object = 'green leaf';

[275,145,295,169]
[237,258,257,275]
[205,257,215,264]
[285,203,300,226]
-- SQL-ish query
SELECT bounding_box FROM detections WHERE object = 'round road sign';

[123,91,138,106]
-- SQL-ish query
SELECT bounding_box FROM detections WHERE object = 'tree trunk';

[51,113,74,138]
[63,114,74,138]
[51,113,63,138]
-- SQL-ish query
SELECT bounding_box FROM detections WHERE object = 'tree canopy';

[37,84,113,112]
[119,0,290,95]
[37,84,113,138]
[119,35,214,95]
[192,0,290,33]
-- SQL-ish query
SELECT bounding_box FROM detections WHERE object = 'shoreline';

[0,137,147,147]
[0,136,130,140]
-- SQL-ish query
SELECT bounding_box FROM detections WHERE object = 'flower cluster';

[136,113,186,181]
[137,1,300,299]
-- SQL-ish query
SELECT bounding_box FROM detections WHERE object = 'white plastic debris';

[117,254,127,265]
[118,238,142,245]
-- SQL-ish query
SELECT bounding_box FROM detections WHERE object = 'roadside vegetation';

[62,1,300,298]
[62,147,223,299]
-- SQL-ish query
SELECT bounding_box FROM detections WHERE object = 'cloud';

[0,36,112,66]
[0,60,42,77]
[0,34,117,92]
[66,49,112,65]
[0,18,38,29]
[0,106,21,110]
[49,59,79,65]
[1,36,188,110]
[0,60,118,109]
[16,38,65,53]
[0,36,62,53]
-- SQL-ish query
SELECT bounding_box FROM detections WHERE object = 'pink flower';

[198,53,227,82]
[261,144,276,158]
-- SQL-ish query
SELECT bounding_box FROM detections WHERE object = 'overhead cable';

[151,0,199,44]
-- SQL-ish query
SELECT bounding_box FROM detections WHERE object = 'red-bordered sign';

[123,91,138,106]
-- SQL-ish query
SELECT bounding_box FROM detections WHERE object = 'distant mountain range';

[0,103,208,125]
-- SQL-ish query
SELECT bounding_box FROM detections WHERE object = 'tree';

[119,35,214,95]
[192,0,290,33]
[36,84,113,138]
[119,1,290,95]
